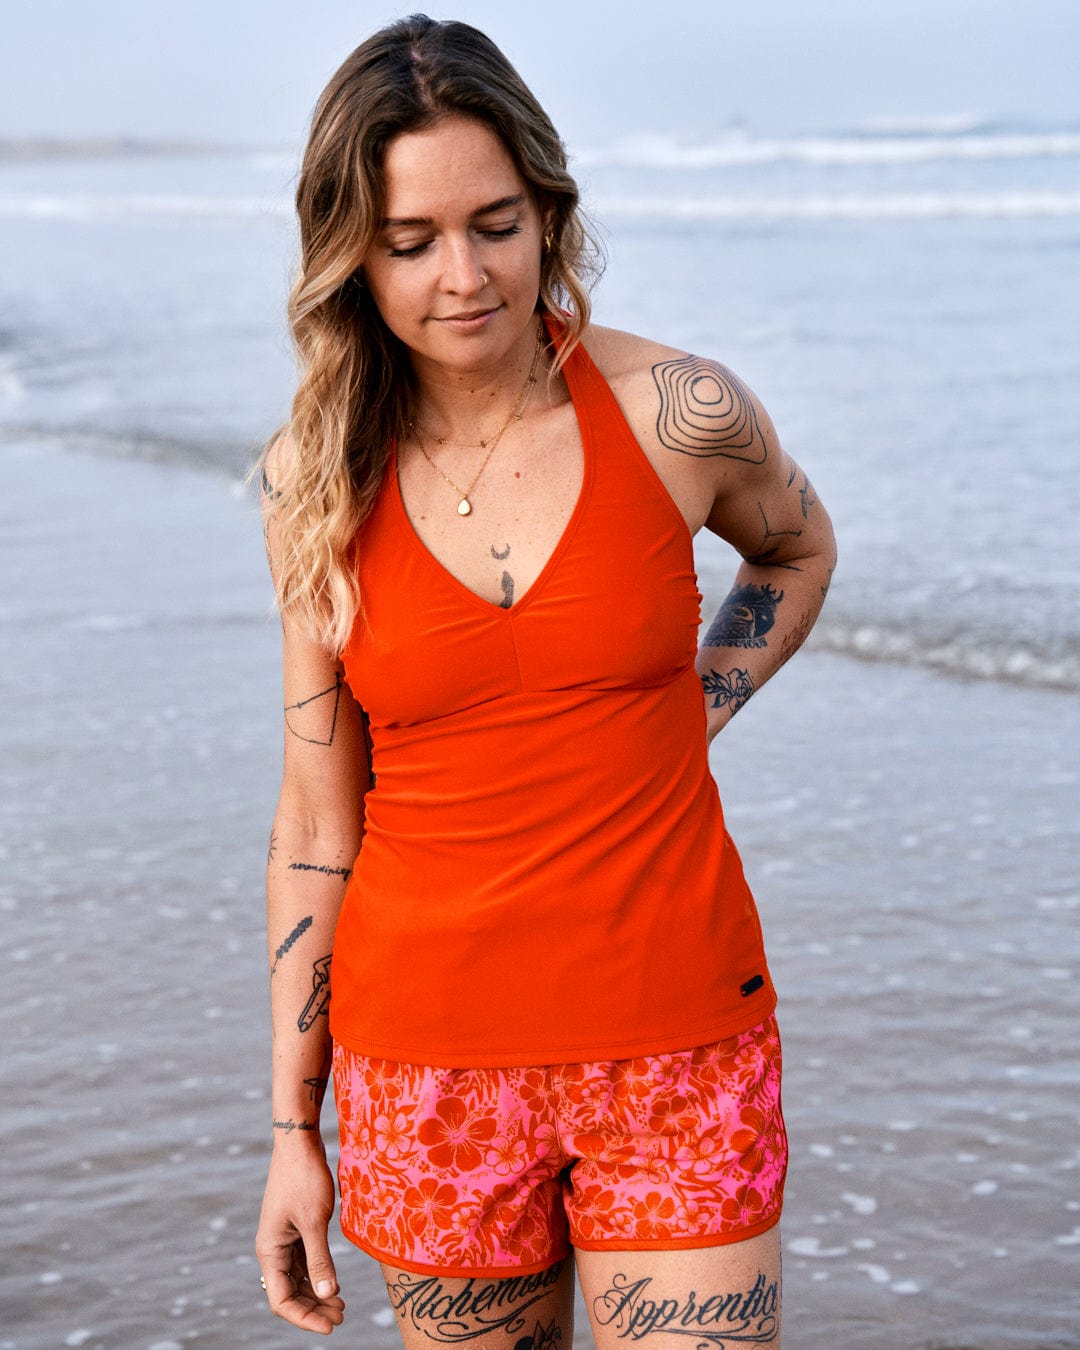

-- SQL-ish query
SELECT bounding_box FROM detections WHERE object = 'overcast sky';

[1,0,1077,150]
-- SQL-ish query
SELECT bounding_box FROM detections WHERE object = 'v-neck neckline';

[390,324,595,616]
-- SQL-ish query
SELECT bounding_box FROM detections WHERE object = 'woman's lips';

[436,307,500,330]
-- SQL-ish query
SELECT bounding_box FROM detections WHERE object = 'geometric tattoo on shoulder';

[285,671,343,746]
[702,583,784,648]
[701,666,755,714]
[652,355,767,462]
[298,954,332,1032]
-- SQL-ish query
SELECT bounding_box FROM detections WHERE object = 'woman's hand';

[256,1140,345,1335]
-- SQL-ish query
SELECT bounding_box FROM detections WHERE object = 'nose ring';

[479,273,488,288]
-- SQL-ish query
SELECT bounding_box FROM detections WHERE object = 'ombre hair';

[262,13,602,652]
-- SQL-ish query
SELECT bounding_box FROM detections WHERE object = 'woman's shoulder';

[579,322,685,385]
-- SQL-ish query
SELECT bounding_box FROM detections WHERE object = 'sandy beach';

[2,435,1077,1348]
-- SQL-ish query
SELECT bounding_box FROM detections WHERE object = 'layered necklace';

[410,321,545,517]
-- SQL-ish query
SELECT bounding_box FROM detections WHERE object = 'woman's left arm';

[683,365,837,743]
[634,348,836,743]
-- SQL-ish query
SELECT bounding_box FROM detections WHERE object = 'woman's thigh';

[575,1226,781,1349]
[379,1258,574,1350]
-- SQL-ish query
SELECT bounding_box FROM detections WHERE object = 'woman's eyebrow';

[380,194,526,229]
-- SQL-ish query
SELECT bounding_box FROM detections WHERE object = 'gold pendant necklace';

[411,321,545,517]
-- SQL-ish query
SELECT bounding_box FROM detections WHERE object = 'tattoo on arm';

[744,503,803,569]
[261,467,282,501]
[287,862,352,882]
[285,671,343,746]
[797,472,817,518]
[702,583,783,648]
[385,1263,566,1342]
[498,571,515,608]
[272,1118,319,1134]
[592,1270,779,1343]
[267,830,277,865]
[652,355,767,462]
[298,954,332,1032]
[271,915,313,977]
[701,666,755,715]
[304,1044,331,1107]
[778,610,816,666]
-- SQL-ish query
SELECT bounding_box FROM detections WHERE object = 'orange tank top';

[331,318,775,1067]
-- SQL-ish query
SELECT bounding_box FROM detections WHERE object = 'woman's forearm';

[697,545,835,740]
[265,806,360,1138]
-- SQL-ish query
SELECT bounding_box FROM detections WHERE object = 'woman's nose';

[440,237,485,294]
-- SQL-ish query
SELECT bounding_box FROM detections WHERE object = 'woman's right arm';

[255,471,369,1335]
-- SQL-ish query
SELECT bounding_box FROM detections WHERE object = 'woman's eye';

[481,224,522,240]
[388,241,431,258]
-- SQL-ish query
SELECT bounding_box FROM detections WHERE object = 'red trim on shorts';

[571,1206,782,1254]
[340,1218,571,1279]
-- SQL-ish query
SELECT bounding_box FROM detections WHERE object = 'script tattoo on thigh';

[385,1264,565,1343]
[592,1271,779,1343]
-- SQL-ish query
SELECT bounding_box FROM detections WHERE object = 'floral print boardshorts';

[334,1015,787,1278]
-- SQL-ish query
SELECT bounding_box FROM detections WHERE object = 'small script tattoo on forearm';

[702,583,783,649]
[285,671,343,746]
[271,915,313,977]
[272,1118,319,1134]
[592,1271,779,1343]
[298,954,332,1032]
[288,861,353,882]
[653,356,767,463]
[701,666,755,715]
[385,1263,565,1343]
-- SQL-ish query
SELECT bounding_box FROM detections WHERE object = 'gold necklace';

[411,322,544,517]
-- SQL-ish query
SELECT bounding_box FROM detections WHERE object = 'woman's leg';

[576,1226,781,1349]
[379,1259,575,1349]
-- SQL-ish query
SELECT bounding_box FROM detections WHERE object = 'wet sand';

[1,438,1077,1348]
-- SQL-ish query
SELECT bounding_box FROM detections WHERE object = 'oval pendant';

[456,497,472,516]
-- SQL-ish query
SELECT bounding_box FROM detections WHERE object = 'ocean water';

[1,121,1078,1348]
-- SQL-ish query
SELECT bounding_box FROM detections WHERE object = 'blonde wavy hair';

[262,14,603,653]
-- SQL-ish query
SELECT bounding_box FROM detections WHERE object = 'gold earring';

[543,232,554,253]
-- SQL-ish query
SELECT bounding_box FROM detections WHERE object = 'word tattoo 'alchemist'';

[298,954,332,1032]
[592,1270,779,1343]
[701,666,755,715]
[652,355,767,462]
[703,583,784,649]
[284,671,343,746]
[386,1264,565,1343]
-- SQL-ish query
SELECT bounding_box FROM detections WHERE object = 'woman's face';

[362,115,546,377]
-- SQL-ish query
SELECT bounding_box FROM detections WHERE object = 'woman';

[255,15,835,1346]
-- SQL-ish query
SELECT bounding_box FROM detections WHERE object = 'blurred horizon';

[1,1,1077,155]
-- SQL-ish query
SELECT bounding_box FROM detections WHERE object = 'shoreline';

[2,436,1077,1348]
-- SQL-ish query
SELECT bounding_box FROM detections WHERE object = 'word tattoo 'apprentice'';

[593,1271,779,1344]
